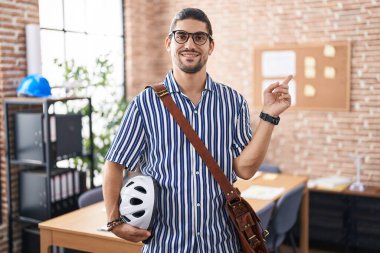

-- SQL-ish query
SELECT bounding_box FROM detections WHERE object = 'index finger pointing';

[282,75,293,86]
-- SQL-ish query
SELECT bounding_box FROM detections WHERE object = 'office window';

[39,0,125,184]
[39,0,124,100]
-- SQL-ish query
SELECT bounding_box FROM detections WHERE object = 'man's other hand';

[112,223,152,243]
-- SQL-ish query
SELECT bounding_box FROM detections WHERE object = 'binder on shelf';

[74,170,80,194]
[19,167,87,221]
[61,173,68,199]
[54,174,61,202]
[67,170,74,197]
[50,177,55,202]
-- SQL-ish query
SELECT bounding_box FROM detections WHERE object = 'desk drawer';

[309,226,345,243]
[310,192,346,210]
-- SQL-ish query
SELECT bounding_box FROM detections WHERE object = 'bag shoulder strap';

[150,83,241,202]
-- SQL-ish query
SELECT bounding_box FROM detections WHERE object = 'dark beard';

[179,62,204,73]
[177,57,206,74]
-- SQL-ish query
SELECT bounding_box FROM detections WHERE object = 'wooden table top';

[40,173,308,234]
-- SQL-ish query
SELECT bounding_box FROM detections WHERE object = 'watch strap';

[260,112,280,125]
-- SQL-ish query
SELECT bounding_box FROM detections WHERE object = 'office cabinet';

[298,188,380,253]
[309,192,347,244]
[349,196,380,251]
[3,97,94,253]
[14,113,82,162]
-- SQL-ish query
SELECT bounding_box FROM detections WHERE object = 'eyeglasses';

[170,30,212,46]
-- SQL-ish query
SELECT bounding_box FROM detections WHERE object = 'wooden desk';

[39,202,142,253]
[39,173,308,253]
[235,173,309,253]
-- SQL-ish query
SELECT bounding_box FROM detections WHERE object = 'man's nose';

[184,35,196,49]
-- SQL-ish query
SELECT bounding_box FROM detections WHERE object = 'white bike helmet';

[119,175,158,230]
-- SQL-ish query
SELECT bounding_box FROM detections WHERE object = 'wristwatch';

[259,112,280,125]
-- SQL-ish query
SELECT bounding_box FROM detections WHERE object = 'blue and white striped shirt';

[106,71,252,252]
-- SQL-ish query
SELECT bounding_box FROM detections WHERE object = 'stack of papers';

[241,185,285,200]
[308,176,352,191]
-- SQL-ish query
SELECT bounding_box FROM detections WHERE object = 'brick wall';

[0,0,39,252]
[124,0,380,187]
[124,0,172,98]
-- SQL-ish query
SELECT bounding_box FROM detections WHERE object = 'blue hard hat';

[17,74,52,97]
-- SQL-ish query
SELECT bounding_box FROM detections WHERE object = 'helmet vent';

[132,210,145,218]
[126,181,134,187]
[122,216,131,222]
[134,186,147,194]
[130,197,143,205]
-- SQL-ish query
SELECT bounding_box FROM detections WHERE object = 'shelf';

[4,96,94,253]
[11,160,46,166]
[4,96,89,105]
[19,216,41,224]
[12,153,92,166]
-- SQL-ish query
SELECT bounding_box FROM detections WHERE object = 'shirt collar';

[164,70,215,94]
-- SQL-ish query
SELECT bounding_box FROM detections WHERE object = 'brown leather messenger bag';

[151,83,269,253]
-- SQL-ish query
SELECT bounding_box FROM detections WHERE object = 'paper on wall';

[262,50,296,77]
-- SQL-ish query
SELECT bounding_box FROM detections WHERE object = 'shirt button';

[195,171,199,175]
[194,110,198,114]
[197,203,200,207]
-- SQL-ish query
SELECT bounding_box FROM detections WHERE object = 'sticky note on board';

[324,45,336,57]
[305,67,316,78]
[324,66,336,79]
[304,57,316,67]
[304,84,316,97]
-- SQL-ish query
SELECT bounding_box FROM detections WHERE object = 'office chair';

[259,164,282,173]
[265,184,305,253]
[78,186,103,208]
[256,202,275,230]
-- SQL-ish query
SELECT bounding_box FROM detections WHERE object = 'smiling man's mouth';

[180,51,200,58]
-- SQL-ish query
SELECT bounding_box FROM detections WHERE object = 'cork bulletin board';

[253,41,351,111]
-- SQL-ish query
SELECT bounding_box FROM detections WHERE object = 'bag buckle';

[157,89,169,97]
[227,196,242,207]
[248,234,260,247]
[262,229,269,238]
[226,189,242,206]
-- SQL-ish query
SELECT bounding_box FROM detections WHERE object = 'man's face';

[166,19,214,74]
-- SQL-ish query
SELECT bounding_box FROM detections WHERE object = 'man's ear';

[208,40,215,55]
[165,36,171,52]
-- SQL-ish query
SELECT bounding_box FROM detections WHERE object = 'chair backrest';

[256,202,275,230]
[78,186,103,208]
[272,184,305,235]
[259,164,281,173]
